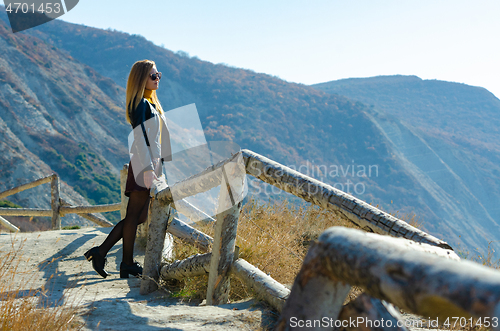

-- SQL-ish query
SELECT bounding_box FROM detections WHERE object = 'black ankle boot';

[84,247,109,278]
[120,261,143,278]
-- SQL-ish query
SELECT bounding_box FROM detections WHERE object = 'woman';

[84,60,171,278]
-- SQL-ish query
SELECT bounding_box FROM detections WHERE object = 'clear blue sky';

[61,0,500,98]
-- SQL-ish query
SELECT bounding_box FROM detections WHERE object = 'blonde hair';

[125,59,164,124]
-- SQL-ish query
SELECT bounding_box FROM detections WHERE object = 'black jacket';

[129,98,172,173]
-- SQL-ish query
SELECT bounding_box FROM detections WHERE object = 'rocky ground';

[0,227,448,331]
[0,227,276,330]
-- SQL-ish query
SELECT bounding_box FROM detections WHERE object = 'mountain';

[17,14,437,204]
[0,11,130,224]
[313,75,500,256]
[0,8,491,255]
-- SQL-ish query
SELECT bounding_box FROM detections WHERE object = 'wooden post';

[51,175,61,230]
[277,241,351,331]
[206,203,240,305]
[140,199,173,295]
[338,293,408,331]
[206,160,245,305]
[279,227,500,328]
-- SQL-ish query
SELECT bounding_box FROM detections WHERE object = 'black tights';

[98,190,150,266]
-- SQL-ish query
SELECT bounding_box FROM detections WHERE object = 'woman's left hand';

[143,170,158,189]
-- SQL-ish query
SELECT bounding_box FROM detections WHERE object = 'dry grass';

[0,239,83,330]
[458,240,500,269]
[166,198,362,303]
[236,198,358,285]
[164,198,500,331]
[167,198,499,294]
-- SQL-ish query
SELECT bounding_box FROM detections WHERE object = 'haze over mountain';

[313,76,500,256]
[0,7,496,256]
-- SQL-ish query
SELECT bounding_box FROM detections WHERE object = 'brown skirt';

[124,162,149,197]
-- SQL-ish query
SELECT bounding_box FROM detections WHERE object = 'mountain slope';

[0,15,131,223]
[0,9,483,254]
[15,15,419,196]
[313,76,500,255]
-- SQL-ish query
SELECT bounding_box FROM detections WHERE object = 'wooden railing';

[6,150,495,329]
[0,164,217,235]
[277,227,500,331]
[139,149,463,316]
[0,173,116,231]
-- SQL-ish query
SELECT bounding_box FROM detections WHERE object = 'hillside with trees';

[313,76,500,256]
[0,7,495,254]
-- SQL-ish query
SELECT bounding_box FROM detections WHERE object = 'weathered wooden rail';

[4,148,488,330]
[242,150,450,249]
[277,227,500,331]
[0,164,217,233]
[138,148,463,319]
[0,173,116,230]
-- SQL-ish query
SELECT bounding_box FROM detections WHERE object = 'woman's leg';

[121,191,150,265]
[98,190,150,263]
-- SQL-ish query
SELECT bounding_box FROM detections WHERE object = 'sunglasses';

[150,72,162,80]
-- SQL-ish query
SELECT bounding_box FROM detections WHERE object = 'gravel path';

[0,227,447,331]
[0,227,275,330]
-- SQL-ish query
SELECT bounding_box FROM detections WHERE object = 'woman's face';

[145,66,160,90]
